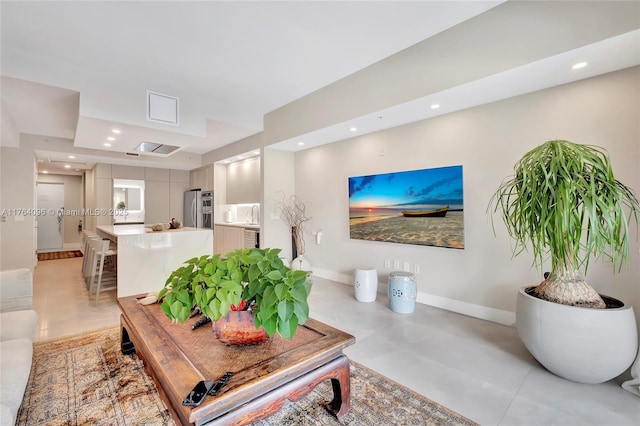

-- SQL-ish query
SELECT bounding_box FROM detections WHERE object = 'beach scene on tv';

[349,165,464,249]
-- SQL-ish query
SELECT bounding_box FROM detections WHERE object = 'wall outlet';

[384,259,391,268]
[403,262,411,272]
[414,264,421,274]
[393,259,400,270]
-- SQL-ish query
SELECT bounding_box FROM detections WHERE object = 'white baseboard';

[312,267,353,285]
[415,292,515,326]
[312,268,516,326]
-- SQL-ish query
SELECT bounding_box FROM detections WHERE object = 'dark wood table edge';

[118,297,355,425]
[120,313,192,424]
[200,354,351,425]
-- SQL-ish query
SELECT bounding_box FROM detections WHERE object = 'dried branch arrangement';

[277,193,312,256]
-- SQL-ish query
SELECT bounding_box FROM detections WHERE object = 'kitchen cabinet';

[190,164,214,191]
[214,225,245,255]
[226,157,260,204]
[144,180,170,224]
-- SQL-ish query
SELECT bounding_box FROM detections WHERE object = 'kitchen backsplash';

[219,203,260,225]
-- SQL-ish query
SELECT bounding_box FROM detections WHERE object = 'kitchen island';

[96,225,213,298]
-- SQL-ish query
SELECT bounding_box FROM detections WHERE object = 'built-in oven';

[201,191,213,229]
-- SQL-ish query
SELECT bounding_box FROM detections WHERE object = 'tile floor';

[32,258,640,425]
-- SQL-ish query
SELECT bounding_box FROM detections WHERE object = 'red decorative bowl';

[212,311,269,345]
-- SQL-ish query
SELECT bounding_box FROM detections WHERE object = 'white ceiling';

[1,1,638,175]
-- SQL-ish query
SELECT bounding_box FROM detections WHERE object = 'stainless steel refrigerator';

[184,189,202,228]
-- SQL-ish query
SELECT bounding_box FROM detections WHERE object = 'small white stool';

[354,267,378,302]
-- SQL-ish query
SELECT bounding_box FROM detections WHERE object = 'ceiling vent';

[147,90,179,126]
[48,158,87,166]
[134,141,180,156]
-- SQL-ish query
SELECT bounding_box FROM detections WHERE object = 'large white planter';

[516,287,638,384]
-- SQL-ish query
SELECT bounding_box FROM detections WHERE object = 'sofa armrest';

[0,310,38,341]
[0,269,33,312]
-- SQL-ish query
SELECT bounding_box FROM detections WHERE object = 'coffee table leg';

[120,325,136,355]
[325,355,351,420]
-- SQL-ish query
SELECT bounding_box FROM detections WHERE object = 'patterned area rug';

[17,327,478,426]
[37,250,83,261]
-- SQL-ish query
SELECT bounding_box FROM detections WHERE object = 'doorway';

[37,183,64,252]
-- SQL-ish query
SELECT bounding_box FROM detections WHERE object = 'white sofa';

[0,269,39,426]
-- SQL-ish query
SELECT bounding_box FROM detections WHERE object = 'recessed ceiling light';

[253,150,260,155]
[430,104,440,109]
[104,143,112,147]
[64,165,71,169]
[298,142,305,146]
[37,159,44,163]
[112,129,121,134]
[350,127,357,132]
[107,136,116,141]
[68,155,76,159]
[42,170,49,174]
[572,62,588,70]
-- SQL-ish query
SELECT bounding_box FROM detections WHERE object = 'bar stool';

[80,230,97,254]
[82,233,101,286]
[88,238,117,305]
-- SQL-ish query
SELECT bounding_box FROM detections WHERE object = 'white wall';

[1,99,20,148]
[262,148,295,259]
[293,67,640,325]
[0,145,36,270]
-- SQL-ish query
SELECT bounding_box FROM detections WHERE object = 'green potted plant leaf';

[489,139,639,384]
[158,247,312,344]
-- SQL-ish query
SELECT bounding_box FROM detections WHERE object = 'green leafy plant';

[489,140,639,308]
[158,247,312,339]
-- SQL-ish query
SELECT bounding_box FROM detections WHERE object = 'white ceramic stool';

[354,267,378,302]
[388,271,416,313]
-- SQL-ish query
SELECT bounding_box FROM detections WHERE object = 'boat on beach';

[401,206,449,217]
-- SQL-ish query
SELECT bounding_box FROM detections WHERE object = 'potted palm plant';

[490,139,639,384]
[158,247,312,344]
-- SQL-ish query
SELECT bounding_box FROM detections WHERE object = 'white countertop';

[215,222,260,230]
[96,225,208,237]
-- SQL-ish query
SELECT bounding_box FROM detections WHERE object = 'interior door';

[37,183,64,251]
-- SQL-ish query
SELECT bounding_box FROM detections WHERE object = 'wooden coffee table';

[117,296,355,425]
